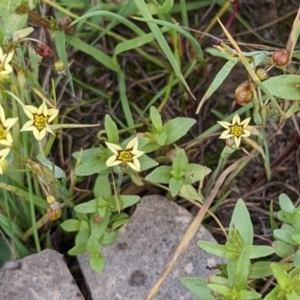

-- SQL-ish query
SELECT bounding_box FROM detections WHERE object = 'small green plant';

[180,195,300,300]
[62,108,211,272]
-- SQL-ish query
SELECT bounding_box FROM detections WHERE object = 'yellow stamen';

[230,125,243,137]
[34,114,48,130]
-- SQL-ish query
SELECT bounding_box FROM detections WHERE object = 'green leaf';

[274,228,297,245]
[273,240,295,258]
[100,231,118,246]
[75,230,90,245]
[185,164,212,184]
[139,153,159,171]
[279,193,295,213]
[163,117,196,145]
[73,147,101,161]
[60,219,81,232]
[197,241,226,258]
[87,235,100,253]
[155,132,167,146]
[150,106,163,132]
[169,177,184,196]
[79,220,89,231]
[104,115,119,144]
[229,199,253,245]
[172,149,188,178]
[245,245,275,259]
[119,195,140,210]
[145,166,172,184]
[68,243,87,256]
[93,174,112,198]
[90,252,105,274]
[271,263,290,288]
[263,75,300,100]
[91,211,110,239]
[74,199,97,214]
[235,248,250,289]
[75,156,107,176]
[180,184,203,202]
[111,217,130,231]
[277,211,294,224]
[293,249,300,267]
[180,277,215,300]
[249,261,275,279]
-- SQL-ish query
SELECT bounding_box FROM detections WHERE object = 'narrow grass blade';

[132,17,204,67]
[115,26,170,56]
[54,31,75,96]
[196,59,237,114]
[118,74,134,128]
[67,37,121,73]
[133,0,196,100]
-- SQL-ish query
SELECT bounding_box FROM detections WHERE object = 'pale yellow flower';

[105,137,144,171]
[0,47,14,75]
[0,105,18,147]
[0,148,10,174]
[20,101,59,140]
[217,114,251,148]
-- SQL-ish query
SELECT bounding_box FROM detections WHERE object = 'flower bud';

[272,50,289,67]
[53,60,66,76]
[256,68,268,81]
[46,195,56,204]
[235,83,253,106]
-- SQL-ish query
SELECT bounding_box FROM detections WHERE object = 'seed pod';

[272,50,289,67]
[235,82,252,106]
[256,68,268,81]
[37,45,51,58]
[53,60,66,76]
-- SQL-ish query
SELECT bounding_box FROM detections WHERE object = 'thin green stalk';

[179,0,189,27]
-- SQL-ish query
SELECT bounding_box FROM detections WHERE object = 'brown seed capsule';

[256,68,268,81]
[272,50,289,67]
[235,82,253,106]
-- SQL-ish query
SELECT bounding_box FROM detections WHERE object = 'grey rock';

[79,195,221,300]
[0,249,84,300]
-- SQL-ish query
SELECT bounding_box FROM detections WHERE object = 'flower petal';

[242,129,251,137]
[234,136,241,148]
[217,121,231,129]
[240,117,251,127]
[219,130,232,139]
[20,120,35,131]
[126,137,138,150]
[23,105,37,119]
[3,117,18,130]
[127,159,140,171]
[106,155,121,167]
[232,114,241,125]
[106,142,122,154]
[0,148,10,159]
[4,51,14,64]
[132,149,144,159]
